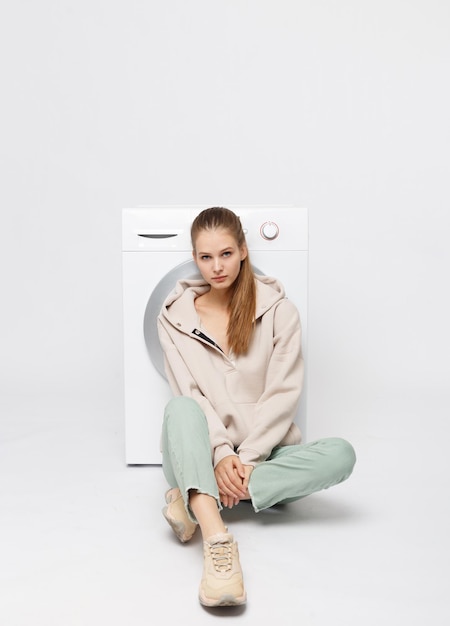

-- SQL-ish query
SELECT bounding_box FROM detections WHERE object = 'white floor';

[1,393,449,626]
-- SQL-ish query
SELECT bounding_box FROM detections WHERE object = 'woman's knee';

[326,437,356,477]
[165,396,199,414]
[164,396,207,431]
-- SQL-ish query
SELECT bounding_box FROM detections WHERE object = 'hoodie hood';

[159,274,287,332]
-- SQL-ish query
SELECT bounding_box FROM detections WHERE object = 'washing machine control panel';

[260,221,279,241]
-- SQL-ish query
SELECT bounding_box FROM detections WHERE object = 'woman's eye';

[223,251,231,257]
[201,255,210,260]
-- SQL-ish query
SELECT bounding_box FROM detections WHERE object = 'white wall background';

[1,0,449,443]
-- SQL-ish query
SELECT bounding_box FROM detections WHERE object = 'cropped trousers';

[161,396,356,522]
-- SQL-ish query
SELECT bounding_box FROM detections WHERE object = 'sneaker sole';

[162,506,196,543]
[199,592,247,607]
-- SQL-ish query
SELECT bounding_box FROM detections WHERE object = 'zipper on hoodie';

[192,328,224,353]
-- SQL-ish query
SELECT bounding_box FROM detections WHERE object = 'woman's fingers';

[215,456,247,499]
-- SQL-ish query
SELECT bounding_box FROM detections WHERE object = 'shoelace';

[209,541,233,572]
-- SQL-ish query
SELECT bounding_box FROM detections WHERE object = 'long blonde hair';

[191,207,256,355]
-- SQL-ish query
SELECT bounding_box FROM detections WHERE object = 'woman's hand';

[215,456,253,508]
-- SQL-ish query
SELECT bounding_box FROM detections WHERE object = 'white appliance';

[122,206,308,465]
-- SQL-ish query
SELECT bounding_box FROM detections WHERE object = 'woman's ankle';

[189,491,227,539]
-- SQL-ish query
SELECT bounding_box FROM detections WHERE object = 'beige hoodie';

[157,275,304,467]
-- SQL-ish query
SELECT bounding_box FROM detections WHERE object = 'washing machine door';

[143,259,201,379]
[143,260,264,380]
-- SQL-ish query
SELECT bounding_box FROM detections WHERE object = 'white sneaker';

[162,488,198,543]
[199,533,246,607]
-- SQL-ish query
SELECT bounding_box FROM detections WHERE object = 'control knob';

[260,221,279,241]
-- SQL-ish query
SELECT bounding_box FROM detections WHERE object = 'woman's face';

[193,228,247,292]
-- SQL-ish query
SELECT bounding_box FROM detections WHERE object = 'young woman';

[157,207,356,607]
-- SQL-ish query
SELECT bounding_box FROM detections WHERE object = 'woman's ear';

[240,245,248,261]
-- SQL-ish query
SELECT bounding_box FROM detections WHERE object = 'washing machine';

[121,206,308,465]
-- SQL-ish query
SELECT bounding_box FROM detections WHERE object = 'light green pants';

[161,397,356,521]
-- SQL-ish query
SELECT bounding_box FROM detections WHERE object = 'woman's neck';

[202,286,233,310]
